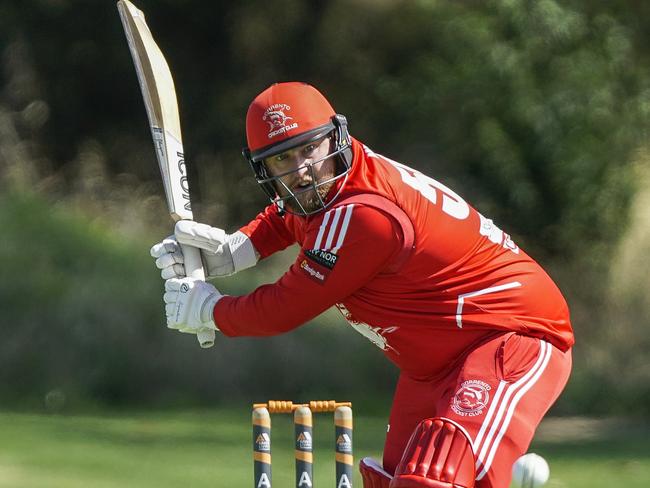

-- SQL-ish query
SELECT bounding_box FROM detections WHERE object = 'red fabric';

[219,203,402,335]
[390,418,475,488]
[239,204,296,259]
[215,138,574,379]
[383,334,572,488]
[246,82,335,152]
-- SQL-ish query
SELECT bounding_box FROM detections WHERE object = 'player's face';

[264,136,337,213]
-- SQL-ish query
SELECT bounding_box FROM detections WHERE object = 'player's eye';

[273,153,289,162]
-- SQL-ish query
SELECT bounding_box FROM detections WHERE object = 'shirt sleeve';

[214,204,404,336]
[238,204,296,258]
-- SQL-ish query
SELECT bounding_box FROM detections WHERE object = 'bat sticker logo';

[176,151,192,211]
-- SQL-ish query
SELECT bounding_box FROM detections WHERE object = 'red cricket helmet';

[242,82,353,215]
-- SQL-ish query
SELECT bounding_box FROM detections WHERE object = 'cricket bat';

[117,0,215,348]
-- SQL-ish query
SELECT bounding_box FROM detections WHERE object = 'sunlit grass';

[0,411,647,487]
[0,409,384,487]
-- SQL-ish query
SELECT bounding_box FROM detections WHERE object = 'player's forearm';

[213,259,382,337]
[216,205,405,336]
[213,285,330,337]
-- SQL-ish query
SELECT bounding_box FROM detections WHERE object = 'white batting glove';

[150,221,259,279]
[151,236,185,279]
[175,221,259,276]
[164,278,222,335]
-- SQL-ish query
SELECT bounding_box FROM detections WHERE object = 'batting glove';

[151,236,185,279]
[150,221,259,279]
[164,278,222,335]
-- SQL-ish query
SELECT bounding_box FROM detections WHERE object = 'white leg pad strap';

[360,457,393,488]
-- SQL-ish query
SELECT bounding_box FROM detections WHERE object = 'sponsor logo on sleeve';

[304,249,338,270]
[300,259,328,284]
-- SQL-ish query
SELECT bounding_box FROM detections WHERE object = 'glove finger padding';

[166,307,183,330]
[155,249,183,269]
[161,263,185,280]
[174,221,259,278]
[174,220,236,277]
[390,418,475,488]
[175,220,227,253]
[150,236,181,258]
[151,237,186,279]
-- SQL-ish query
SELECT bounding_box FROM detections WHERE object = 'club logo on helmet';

[263,104,298,139]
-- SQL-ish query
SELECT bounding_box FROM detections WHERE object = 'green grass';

[0,409,384,487]
[0,411,647,487]
[530,417,650,488]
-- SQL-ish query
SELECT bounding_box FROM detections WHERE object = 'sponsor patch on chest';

[304,249,338,270]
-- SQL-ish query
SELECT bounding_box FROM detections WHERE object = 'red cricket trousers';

[383,332,572,488]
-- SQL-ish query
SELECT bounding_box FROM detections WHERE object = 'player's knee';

[360,457,393,488]
[389,418,475,488]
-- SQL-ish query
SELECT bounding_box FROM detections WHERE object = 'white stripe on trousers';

[472,340,553,480]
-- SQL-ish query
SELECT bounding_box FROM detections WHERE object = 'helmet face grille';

[244,114,353,216]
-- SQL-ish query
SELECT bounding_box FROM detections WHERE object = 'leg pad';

[389,418,475,488]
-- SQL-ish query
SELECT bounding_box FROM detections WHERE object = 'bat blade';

[117,0,191,222]
[118,0,215,348]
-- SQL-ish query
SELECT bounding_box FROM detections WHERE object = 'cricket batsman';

[151,82,574,488]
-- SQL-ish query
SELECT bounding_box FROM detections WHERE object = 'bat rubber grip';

[181,243,215,348]
[197,329,215,348]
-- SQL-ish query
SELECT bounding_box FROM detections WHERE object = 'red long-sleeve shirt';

[214,139,574,378]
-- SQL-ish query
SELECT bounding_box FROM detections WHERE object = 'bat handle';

[181,243,216,349]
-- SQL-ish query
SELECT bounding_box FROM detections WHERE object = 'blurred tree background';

[0,0,649,416]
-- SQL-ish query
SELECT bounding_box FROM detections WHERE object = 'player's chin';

[287,193,320,213]
[294,182,335,213]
